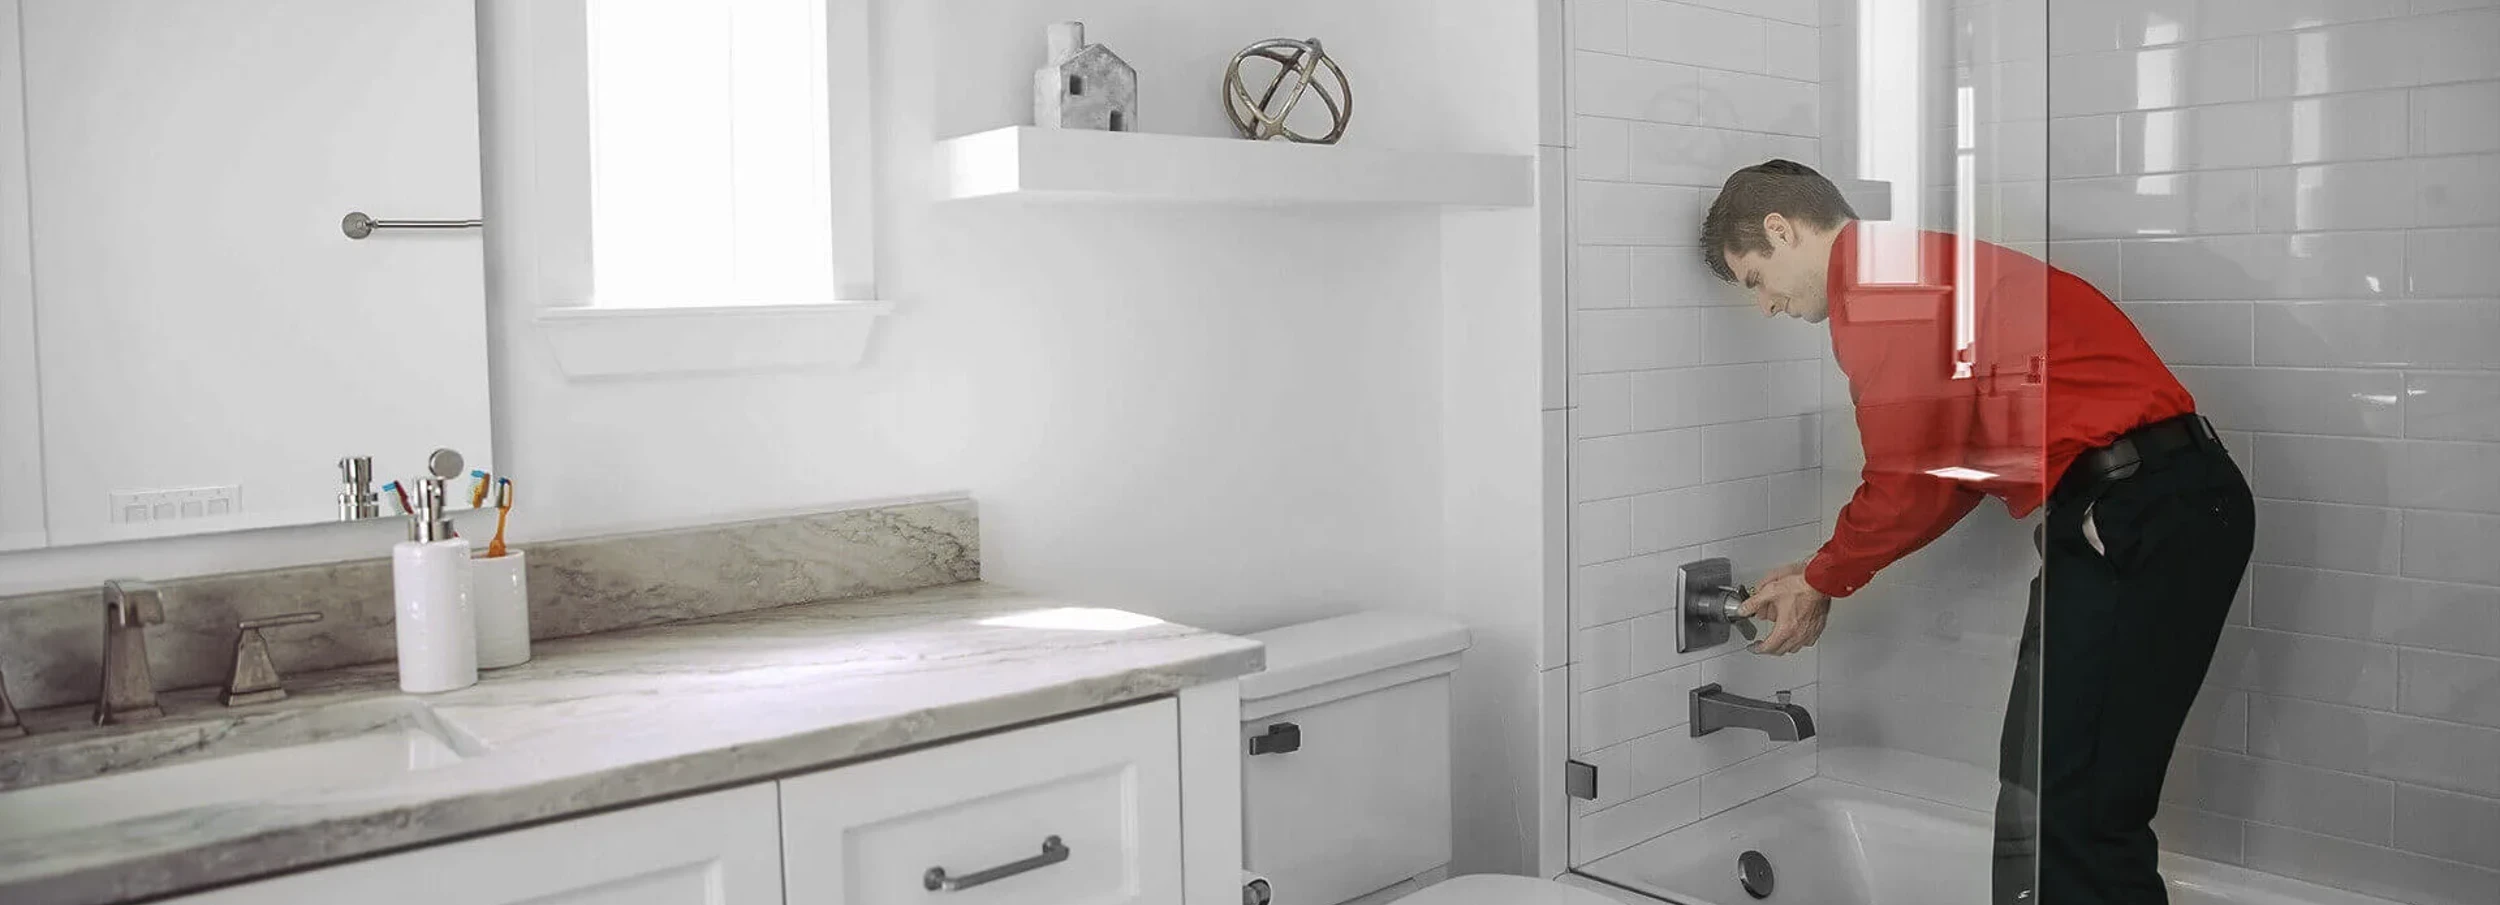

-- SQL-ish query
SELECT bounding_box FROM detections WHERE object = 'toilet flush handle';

[1249,721,1302,755]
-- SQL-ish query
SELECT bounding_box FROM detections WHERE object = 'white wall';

[876,0,1550,877]
[880,0,1461,636]
[1560,0,1830,869]
[2038,3,2500,902]
[0,0,44,556]
[1437,3,1556,879]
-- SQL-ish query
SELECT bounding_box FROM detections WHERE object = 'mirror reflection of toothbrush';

[468,469,492,508]
[383,481,410,516]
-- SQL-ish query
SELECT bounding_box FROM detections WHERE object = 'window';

[587,0,838,307]
[504,0,886,377]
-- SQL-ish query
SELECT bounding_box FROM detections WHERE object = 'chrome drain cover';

[1737,850,1775,899]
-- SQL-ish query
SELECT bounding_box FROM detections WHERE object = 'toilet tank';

[1240,612,1471,905]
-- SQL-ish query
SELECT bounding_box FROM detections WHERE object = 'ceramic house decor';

[1033,21,1137,132]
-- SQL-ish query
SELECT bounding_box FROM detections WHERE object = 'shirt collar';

[1827,219,1861,318]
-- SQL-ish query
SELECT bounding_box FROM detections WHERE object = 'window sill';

[535,301,892,379]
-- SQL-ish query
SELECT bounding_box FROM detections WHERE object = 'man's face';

[1722,214,1830,324]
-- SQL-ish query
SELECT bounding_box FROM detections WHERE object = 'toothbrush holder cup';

[471,549,531,669]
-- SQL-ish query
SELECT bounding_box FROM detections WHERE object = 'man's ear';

[1761,212,1794,247]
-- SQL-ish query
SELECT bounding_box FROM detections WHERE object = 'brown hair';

[1699,160,1858,283]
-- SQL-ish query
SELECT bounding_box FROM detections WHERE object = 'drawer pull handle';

[923,835,1069,892]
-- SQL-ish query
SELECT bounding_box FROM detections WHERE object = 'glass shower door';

[1560,0,2048,902]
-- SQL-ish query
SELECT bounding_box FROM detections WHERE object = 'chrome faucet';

[95,579,167,725]
[1692,683,1815,741]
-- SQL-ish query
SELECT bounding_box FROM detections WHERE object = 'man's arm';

[1748,398,1983,655]
[1805,451,1986,597]
[1746,302,1989,653]
[1805,305,1992,597]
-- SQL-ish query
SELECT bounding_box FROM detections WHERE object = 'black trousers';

[1993,440,2256,904]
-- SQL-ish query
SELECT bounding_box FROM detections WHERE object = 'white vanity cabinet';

[159,696,1225,905]
[777,698,1184,905]
[167,783,786,905]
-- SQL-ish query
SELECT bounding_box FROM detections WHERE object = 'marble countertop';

[0,581,1264,905]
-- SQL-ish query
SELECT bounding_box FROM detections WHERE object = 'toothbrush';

[467,469,492,509]
[485,477,514,558]
[384,481,411,516]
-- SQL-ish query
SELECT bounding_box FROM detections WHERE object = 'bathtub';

[1576,778,2403,905]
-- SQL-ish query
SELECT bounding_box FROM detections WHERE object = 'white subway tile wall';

[2165,747,2398,844]
[2152,806,2249,863]
[2044,2,2500,899]
[1564,0,1826,863]
[2245,823,2500,905]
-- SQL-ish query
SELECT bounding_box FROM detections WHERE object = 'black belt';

[2053,413,2222,506]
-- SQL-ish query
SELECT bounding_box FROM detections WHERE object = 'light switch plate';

[109,485,240,524]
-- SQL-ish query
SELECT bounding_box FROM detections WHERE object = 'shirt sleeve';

[1804,454,1985,598]
[1803,310,1990,598]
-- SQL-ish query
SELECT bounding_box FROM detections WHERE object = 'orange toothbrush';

[485,478,514,558]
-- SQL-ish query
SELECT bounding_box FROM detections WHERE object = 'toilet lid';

[1401,875,1627,905]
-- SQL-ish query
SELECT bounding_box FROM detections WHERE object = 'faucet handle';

[222,611,323,707]
[95,580,166,725]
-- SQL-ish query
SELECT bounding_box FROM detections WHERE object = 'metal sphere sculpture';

[1222,37,1353,144]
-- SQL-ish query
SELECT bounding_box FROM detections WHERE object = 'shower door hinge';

[1566,759,1598,800]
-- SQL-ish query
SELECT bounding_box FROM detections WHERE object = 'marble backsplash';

[0,498,979,711]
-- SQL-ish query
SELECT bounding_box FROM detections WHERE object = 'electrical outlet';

[109,485,241,524]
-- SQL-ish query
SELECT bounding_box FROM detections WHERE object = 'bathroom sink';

[0,698,481,841]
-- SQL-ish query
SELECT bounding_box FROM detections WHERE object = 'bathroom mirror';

[0,0,494,550]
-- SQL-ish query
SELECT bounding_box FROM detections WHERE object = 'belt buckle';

[2101,437,2143,482]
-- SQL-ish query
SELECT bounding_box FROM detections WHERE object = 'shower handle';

[1675,558,1760,652]
[1695,584,1759,641]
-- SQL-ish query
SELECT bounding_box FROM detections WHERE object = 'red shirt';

[1803,222,2195,598]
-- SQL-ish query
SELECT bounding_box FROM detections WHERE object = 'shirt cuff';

[1803,550,1870,599]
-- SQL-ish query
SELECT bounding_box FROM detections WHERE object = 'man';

[1702,160,2254,905]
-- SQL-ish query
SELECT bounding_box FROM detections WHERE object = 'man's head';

[1701,160,1858,324]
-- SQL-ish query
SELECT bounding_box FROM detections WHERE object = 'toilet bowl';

[1240,613,1622,905]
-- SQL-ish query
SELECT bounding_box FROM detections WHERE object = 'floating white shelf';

[934,126,1534,208]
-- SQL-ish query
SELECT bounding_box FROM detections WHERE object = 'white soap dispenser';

[393,448,478,693]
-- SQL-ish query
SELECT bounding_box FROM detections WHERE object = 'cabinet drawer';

[779,698,1181,905]
[164,783,782,905]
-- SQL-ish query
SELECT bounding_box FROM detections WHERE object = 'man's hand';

[1741,570,1832,656]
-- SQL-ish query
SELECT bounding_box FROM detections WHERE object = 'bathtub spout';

[1692,684,1816,741]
